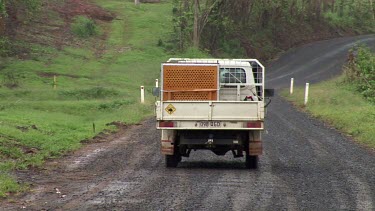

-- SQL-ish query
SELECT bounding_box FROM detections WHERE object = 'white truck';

[153,58,273,169]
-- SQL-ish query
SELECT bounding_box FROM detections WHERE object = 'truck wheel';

[165,154,180,168]
[245,155,258,169]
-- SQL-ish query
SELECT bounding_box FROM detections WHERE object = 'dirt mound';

[56,0,115,21]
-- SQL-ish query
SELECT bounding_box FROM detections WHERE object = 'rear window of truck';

[220,68,246,84]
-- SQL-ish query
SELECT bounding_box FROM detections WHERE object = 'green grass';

[0,0,178,197]
[282,76,375,148]
[0,174,22,198]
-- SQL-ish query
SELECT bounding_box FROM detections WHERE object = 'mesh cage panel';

[163,65,218,101]
[170,91,218,101]
[250,61,263,97]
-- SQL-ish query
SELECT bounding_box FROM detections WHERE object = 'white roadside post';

[304,83,309,105]
[155,79,159,88]
[290,78,294,94]
[141,86,145,103]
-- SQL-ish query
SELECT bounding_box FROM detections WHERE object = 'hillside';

[0,0,177,197]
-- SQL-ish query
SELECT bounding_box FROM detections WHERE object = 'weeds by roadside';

[344,46,375,103]
[284,46,374,148]
[0,174,22,198]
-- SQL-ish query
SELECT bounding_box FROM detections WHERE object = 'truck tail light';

[246,121,263,128]
[159,121,174,127]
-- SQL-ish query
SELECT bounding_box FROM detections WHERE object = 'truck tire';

[245,155,258,169]
[165,154,180,168]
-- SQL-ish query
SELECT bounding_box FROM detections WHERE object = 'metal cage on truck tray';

[161,63,220,101]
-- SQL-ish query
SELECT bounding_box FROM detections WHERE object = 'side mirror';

[265,89,275,97]
[152,87,160,97]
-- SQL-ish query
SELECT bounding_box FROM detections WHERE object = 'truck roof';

[167,58,263,68]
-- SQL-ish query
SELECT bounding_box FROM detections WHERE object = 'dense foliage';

[171,0,375,58]
[345,46,375,102]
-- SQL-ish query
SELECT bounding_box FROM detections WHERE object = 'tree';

[193,0,198,47]
[370,0,375,20]
[192,0,220,48]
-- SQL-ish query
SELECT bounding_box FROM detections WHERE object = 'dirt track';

[2,35,375,210]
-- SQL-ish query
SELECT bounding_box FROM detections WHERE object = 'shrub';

[324,12,375,33]
[324,12,354,29]
[1,71,23,88]
[0,36,31,57]
[345,46,375,102]
[71,16,99,38]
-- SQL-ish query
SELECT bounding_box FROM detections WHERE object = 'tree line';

[171,0,375,57]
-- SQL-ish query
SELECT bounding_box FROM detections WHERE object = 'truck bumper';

[157,120,264,130]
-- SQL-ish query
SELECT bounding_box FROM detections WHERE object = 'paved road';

[267,34,375,88]
[2,35,375,210]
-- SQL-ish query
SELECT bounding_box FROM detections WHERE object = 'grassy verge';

[282,76,375,149]
[0,0,211,197]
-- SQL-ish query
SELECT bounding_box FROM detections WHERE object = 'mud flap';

[249,131,262,156]
[161,130,176,155]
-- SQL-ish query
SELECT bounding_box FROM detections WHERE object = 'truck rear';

[154,58,272,169]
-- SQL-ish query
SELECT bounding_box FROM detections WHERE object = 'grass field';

[283,76,375,149]
[0,0,211,197]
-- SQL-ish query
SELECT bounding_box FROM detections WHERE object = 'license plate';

[196,121,222,127]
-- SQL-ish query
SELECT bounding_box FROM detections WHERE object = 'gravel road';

[2,35,375,210]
